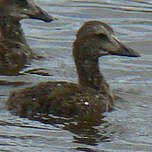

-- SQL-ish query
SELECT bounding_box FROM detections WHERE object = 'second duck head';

[0,0,55,22]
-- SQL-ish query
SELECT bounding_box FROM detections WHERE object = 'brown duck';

[0,0,55,75]
[7,21,140,119]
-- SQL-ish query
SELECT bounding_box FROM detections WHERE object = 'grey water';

[0,0,152,151]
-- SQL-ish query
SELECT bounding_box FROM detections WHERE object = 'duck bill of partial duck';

[100,35,140,57]
[27,5,56,22]
[20,1,56,22]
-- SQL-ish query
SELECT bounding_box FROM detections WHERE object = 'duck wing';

[7,81,113,118]
[0,40,32,75]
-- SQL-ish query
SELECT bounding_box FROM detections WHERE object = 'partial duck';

[0,0,55,75]
[7,21,140,119]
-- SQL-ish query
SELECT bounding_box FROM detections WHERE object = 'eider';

[7,20,140,119]
[0,0,55,75]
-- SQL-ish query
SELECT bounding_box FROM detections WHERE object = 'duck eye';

[18,0,26,3]
[18,0,27,6]
[98,33,108,40]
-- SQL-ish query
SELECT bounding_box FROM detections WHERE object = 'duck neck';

[0,17,27,44]
[74,53,106,90]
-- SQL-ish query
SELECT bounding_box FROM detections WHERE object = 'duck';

[0,0,55,75]
[7,20,140,119]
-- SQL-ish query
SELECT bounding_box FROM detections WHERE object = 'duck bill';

[28,6,56,22]
[110,44,140,57]
[21,0,56,22]
[101,35,140,57]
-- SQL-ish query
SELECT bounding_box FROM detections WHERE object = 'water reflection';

[29,113,115,146]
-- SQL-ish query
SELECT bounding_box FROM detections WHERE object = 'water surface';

[0,0,152,151]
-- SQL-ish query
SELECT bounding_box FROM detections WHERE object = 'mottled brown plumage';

[0,0,55,75]
[7,21,140,119]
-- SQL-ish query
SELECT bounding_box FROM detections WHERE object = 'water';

[0,0,152,151]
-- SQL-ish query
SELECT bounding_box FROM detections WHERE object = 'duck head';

[0,0,55,22]
[74,21,140,59]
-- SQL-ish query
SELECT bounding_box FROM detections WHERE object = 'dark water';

[0,0,152,151]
